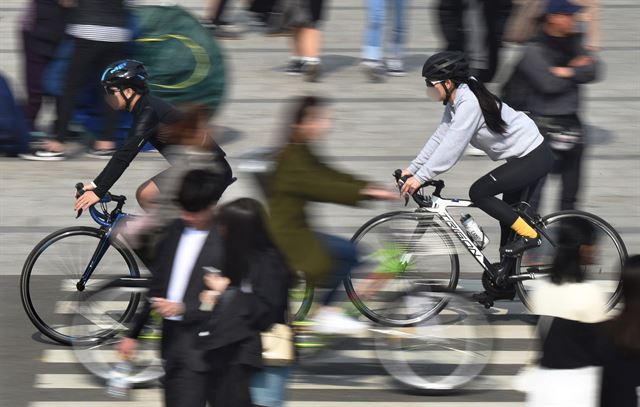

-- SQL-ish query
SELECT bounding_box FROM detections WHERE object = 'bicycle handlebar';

[75,183,126,220]
[393,169,445,199]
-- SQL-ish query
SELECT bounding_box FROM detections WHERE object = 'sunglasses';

[103,86,119,95]
[425,79,445,88]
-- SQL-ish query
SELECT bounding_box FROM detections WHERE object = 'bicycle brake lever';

[75,182,84,219]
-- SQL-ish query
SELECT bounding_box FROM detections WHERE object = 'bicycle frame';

[417,196,499,274]
[77,199,128,291]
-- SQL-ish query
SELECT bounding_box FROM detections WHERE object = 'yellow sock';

[511,217,538,239]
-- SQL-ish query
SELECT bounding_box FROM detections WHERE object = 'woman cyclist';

[400,51,553,299]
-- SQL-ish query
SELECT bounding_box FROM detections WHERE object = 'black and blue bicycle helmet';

[101,60,149,94]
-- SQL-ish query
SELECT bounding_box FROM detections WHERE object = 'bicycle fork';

[76,231,112,291]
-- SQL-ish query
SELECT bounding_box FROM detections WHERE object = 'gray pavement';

[1,0,639,406]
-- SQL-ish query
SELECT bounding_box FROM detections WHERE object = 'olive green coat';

[267,143,367,285]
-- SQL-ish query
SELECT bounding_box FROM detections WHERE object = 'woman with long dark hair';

[401,51,554,302]
[599,255,640,407]
[521,217,608,407]
[198,198,294,407]
[267,95,397,334]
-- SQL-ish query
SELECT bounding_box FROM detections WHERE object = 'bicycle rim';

[347,212,460,326]
[20,227,140,345]
[515,210,627,311]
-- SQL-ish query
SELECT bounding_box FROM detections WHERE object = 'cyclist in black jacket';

[74,59,232,213]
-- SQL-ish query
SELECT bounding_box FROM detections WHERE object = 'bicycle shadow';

[31,332,66,347]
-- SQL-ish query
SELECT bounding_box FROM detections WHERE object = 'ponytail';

[464,78,507,135]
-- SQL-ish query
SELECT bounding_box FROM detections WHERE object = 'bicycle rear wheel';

[20,227,140,345]
[515,210,627,311]
[374,286,493,393]
[347,212,460,326]
[70,278,164,385]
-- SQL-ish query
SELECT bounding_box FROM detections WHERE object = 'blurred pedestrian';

[117,168,232,407]
[502,0,600,211]
[20,0,68,135]
[599,255,640,407]
[20,0,131,161]
[504,0,600,51]
[572,0,601,52]
[522,217,608,407]
[204,0,244,39]
[281,0,326,81]
[267,96,397,334]
[436,0,512,83]
[206,198,294,407]
[0,73,30,156]
[360,0,409,81]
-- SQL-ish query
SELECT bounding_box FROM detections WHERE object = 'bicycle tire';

[374,287,493,393]
[515,210,627,311]
[20,226,140,345]
[71,277,164,385]
[347,211,460,326]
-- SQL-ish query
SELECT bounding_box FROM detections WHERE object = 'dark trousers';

[437,0,512,82]
[162,321,209,407]
[212,0,232,23]
[530,144,585,212]
[205,349,253,407]
[249,0,277,14]
[469,142,553,246]
[317,233,359,305]
[54,37,124,143]
[22,32,53,132]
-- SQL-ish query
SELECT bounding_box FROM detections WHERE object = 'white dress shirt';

[165,227,209,321]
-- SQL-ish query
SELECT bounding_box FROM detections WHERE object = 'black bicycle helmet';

[101,60,149,93]
[422,51,470,82]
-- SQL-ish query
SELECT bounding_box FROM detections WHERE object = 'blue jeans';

[317,233,359,305]
[250,366,293,407]
[362,0,408,61]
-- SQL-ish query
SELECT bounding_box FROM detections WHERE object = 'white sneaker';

[312,307,368,336]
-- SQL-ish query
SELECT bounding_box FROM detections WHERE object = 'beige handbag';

[261,323,295,366]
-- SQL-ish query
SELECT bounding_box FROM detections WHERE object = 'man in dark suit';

[118,168,231,407]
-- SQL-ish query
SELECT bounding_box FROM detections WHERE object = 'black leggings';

[469,142,553,246]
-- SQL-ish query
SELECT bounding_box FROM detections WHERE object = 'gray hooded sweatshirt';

[408,83,544,183]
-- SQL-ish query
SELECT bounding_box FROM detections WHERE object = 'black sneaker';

[500,237,542,257]
[285,59,303,75]
[301,60,321,82]
[86,148,115,159]
[19,149,66,161]
[472,290,516,309]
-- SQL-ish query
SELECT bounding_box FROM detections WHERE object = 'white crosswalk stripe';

[27,295,535,406]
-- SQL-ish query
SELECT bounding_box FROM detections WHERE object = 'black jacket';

[195,248,293,370]
[68,0,129,28]
[128,219,224,363]
[23,0,68,58]
[502,32,600,116]
[92,94,231,198]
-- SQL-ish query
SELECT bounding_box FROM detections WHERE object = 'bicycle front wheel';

[347,212,460,326]
[515,210,627,311]
[71,278,164,385]
[20,227,140,345]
